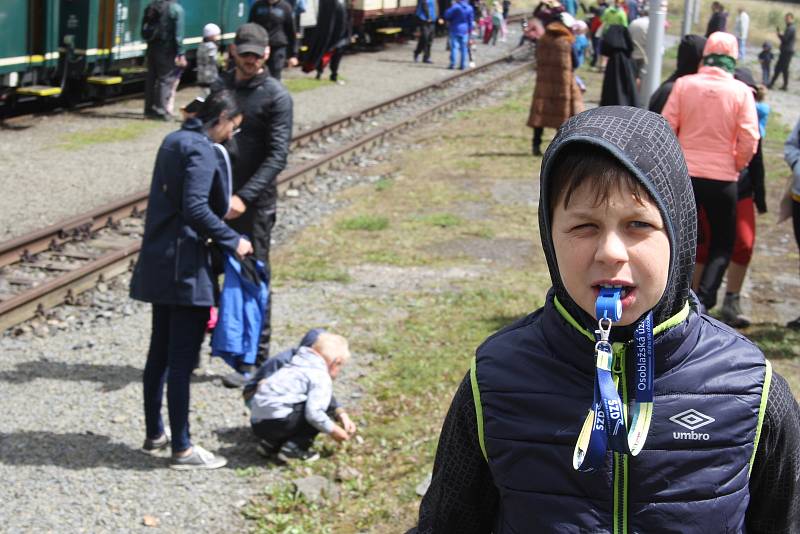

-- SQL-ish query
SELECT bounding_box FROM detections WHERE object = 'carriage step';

[16,85,62,97]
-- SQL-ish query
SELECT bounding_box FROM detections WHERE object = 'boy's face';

[327,357,345,379]
[551,180,670,326]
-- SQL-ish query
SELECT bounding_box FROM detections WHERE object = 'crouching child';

[411,106,799,533]
[249,332,357,462]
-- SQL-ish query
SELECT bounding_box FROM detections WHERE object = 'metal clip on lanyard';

[572,288,655,472]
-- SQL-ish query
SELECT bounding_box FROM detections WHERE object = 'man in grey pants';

[143,0,187,119]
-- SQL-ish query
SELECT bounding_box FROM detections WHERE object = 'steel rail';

[0,57,533,332]
[0,52,520,270]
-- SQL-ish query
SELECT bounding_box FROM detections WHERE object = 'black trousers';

[229,207,275,364]
[267,46,288,80]
[533,127,544,148]
[415,22,435,61]
[770,52,793,89]
[317,47,344,80]
[144,45,178,116]
[693,177,737,310]
[252,402,336,449]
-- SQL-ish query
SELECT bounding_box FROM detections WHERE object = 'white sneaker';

[169,445,227,470]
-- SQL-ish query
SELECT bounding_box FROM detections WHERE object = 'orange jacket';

[662,32,759,181]
[662,66,759,181]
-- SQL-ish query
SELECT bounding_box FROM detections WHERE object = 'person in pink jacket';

[662,31,759,311]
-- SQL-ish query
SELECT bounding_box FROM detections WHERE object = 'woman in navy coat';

[130,90,252,469]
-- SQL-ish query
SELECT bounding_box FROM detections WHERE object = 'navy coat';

[130,119,241,307]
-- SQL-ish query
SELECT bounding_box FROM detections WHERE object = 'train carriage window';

[29,0,45,55]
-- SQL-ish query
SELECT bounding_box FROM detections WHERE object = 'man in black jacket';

[249,0,299,80]
[769,12,796,90]
[212,23,294,386]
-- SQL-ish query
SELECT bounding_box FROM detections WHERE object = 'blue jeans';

[761,63,771,85]
[738,37,746,60]
[143,304,208,453]
[449,33,469,69]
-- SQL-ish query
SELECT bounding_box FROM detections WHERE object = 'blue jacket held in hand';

[444,0,474,36]
[130,118,240,307]
[211,253,269,369]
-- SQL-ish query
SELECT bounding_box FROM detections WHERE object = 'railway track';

[0,52,534,332]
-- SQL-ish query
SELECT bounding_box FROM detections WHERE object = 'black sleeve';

[746,371,800,534]
[409,374,499,534]
[749,140,767,213]
[236,87,294,205]
[284,1,298,56]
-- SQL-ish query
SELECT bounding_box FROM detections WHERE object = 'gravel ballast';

[0,34,522,243]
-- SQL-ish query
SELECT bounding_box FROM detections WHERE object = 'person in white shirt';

[735,7,750,60]
[628,6,649,84]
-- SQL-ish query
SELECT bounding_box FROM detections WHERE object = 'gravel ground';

[0,76,526,532]
[0,32,522,243]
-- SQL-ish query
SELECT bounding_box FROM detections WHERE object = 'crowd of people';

[131,0,798,530]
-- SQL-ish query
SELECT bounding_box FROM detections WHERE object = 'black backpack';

[141,0,171,42]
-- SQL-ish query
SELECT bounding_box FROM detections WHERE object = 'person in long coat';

[527,12,584,156]
[599,23,638,106]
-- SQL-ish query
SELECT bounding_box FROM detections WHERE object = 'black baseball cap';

[235,23,269,55]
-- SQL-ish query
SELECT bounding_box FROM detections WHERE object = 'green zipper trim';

[553,297,690,340]
[470,356,489,462]
[749,359,773,476]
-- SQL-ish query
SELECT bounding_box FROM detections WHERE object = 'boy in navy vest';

[410,106,799,533]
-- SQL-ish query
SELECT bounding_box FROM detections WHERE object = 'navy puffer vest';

[472,293,769,533]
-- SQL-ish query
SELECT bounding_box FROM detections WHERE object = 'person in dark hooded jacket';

[599,23,637,106]
[408,106,799,533]
[648,34,706,113]
[131,90,253,470]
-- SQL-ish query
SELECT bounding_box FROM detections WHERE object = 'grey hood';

[538,106,696,333]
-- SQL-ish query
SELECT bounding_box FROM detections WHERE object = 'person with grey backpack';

[142,0,187,120]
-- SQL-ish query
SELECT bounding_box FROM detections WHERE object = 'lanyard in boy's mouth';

[572,287,655,472]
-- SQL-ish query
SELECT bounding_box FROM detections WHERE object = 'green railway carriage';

[0,0,250,102]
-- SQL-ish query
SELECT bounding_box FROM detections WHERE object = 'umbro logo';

[670,409,715,441]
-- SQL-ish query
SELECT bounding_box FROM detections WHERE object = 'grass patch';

[374,177,393,192]
[419,213,463,228]
[283,77,336,94]
[246,483,330,534]
[363,249,406,264]
[336,215,389,232]
[274,257,351,283]
[57,122,158,150]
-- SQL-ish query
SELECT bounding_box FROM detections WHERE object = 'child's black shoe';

[256,439,280,458]
[277,441,320,463]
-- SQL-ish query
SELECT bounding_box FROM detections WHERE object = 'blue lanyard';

[573,288,655,472]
